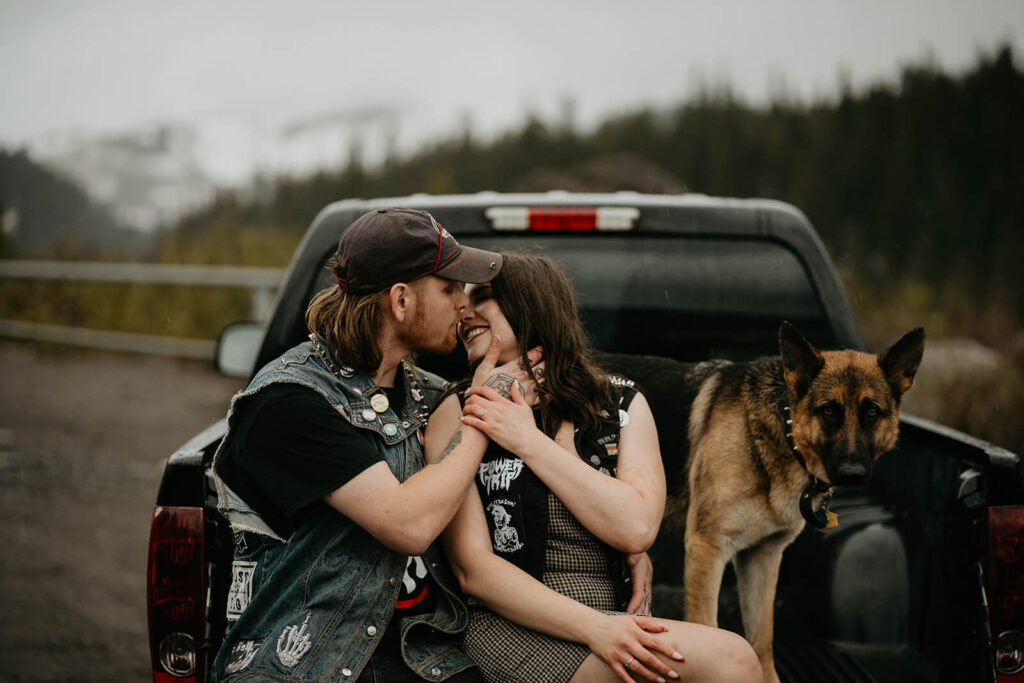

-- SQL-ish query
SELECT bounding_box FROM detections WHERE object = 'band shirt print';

[479,457,526,555]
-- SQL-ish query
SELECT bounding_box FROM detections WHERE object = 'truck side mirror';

[215,322,264,379]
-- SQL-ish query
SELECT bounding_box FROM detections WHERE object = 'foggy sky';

[1,0,1021,182]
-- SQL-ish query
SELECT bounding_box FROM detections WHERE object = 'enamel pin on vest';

[370,393,389,413]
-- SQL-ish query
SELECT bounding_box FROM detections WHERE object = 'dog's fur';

[601,323,925,683]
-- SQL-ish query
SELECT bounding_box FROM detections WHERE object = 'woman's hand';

[626,552,653,616]
[584,613,684,683]
[460,382,541,455]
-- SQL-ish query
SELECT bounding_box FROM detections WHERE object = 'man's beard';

[403,305,458,355]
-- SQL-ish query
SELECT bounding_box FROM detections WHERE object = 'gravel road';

[0,342,243,682]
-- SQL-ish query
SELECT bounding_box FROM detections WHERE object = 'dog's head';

[779,322,925,486]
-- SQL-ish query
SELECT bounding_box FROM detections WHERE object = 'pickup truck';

[147,192,1024,683]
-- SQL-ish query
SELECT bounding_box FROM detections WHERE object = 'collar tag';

[800,483,838,531]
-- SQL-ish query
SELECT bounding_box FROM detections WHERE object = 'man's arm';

[321,335,506,555]
[323,395,489,555]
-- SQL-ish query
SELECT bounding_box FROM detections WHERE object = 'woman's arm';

[442,475,682,682]
[626,552,655,616]
[459,388,666,554]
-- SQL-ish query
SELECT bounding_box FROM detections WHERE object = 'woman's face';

[458,283,519,364]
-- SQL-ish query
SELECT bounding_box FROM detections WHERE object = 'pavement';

[0,342,242,682]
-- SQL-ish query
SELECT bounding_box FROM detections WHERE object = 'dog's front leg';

[683,532,729,627]
[733,536,793,683]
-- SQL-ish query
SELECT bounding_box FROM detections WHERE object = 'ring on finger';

[475,408,484,417]
[624,655,634,672]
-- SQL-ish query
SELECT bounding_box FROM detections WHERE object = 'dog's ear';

[878,328,925,398]
[779,321,824,398]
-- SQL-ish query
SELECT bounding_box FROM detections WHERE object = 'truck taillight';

[148,506,204,681]
[485,207,639,232]
[989,505,1024,678]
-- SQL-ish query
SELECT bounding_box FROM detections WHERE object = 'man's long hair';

[305,256,389,374]
[490,252,613,438]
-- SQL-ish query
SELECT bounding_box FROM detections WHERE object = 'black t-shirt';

[217,383,385,538]
[217,382,436,621]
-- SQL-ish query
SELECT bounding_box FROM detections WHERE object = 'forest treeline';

[0,150,144,258]
[173,44,1024,341]
[3,45,1022,453]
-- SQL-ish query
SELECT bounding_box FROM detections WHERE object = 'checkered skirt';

[462,492,619,683]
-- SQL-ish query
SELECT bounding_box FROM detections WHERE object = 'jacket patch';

[487,500,523,553]
[478,457,524,495]
[396,556,430,609]
[233,530,249,554]
[227,561,257,621]
[277,612,313,667]
[224,639,263,674]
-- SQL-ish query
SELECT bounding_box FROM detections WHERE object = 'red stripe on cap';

[430,224,444,273]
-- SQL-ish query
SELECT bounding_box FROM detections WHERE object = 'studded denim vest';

[209,336,474,682]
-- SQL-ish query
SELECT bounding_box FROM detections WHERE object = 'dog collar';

[782,406,838,531]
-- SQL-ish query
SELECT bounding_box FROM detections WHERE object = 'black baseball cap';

[335,208,503,294]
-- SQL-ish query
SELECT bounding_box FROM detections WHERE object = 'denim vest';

[209,336,474,682]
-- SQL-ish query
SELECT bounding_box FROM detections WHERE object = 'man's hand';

[626,552,653,616]
[470,335,505,388]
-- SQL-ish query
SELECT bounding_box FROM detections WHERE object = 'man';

[209,207,652,682]
[210,207,512,682]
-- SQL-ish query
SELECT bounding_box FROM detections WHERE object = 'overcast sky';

[2,0,1021,182]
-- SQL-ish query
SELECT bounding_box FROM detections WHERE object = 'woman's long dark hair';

[484,251,613,437]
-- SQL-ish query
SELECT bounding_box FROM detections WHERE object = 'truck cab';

[147,193,1024,682]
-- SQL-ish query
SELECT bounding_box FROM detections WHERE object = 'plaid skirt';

[462,492,619,683]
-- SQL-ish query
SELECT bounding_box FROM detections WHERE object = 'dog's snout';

[836,461,869,484]
[838,462,867,478]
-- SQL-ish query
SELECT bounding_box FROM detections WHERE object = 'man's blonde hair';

[305,257,390,373]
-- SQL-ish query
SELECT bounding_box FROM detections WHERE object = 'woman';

[424,253,761,683]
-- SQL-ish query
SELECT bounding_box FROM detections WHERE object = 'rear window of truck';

[309,234,830,378]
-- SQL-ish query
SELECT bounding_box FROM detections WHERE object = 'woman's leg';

[569,619,761,683]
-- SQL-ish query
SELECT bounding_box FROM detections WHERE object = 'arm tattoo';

[436,430,463,463]
[482,372,515,399]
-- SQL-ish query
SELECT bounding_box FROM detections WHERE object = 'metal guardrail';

[0,260,284,286]
[0,260,286,359]
[0,319,218,359]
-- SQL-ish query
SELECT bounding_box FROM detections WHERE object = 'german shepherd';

[601,322,924,683]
